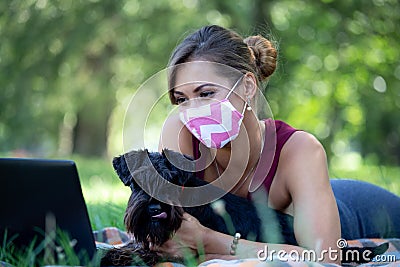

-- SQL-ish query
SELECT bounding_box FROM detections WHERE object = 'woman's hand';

[150,212,309,263]
[150,213,207,257]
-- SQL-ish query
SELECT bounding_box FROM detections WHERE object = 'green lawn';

[72,155,130,231]
[329,163,400,196]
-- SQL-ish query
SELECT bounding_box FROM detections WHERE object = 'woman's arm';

[154,213,304,261]
[203,226,304,259]
[279,131,341,263]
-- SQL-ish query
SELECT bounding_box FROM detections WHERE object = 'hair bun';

[244,35,277,81]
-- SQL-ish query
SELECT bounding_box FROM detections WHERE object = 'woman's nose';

[182,97,202,109]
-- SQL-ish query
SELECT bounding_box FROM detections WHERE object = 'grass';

[329,162,400,195]
[71,155,131,231]
[0,228,104,267]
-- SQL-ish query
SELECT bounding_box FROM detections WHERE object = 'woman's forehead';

[172,62,238,88]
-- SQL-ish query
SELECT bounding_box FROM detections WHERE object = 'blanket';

[93,227,400,267]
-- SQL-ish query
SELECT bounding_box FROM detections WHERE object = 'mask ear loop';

[241,99,248,114]
[226,75,247,114]
[225,75,244,99]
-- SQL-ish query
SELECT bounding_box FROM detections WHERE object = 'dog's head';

[112,149,195,246]
[123,185,184,247]
[112,149,195,189]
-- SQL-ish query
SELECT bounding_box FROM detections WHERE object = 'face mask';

[179,76,246,149]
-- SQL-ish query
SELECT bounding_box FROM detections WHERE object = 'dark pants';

[331,179,400,240]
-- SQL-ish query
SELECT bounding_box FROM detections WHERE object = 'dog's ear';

[162,149,196,173]
[112,154,131,186]
[112,149,152,186]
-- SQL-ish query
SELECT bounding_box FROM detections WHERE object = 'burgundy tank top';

[191,119,299,195]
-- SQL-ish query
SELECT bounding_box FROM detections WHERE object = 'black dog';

[101,149,295,266]
[100,149,387,266]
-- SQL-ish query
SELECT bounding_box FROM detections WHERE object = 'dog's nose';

[148,203,162,216]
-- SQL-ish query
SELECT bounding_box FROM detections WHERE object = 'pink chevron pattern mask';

[179,77,246,149]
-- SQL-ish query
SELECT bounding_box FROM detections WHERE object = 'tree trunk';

[72,104,112,157]
[71,44,116,157]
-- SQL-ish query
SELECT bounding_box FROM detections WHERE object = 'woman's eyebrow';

[174,83,222,95]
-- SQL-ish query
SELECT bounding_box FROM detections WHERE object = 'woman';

[156,25,400,263]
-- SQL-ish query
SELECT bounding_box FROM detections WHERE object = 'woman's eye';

[175,97,187,104]
[199,91,215,98]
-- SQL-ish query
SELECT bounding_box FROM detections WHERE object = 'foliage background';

[1,0,399,174]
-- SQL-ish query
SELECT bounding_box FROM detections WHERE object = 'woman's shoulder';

[285,130,324,153]
[263,119,300,148]
[266,119,326,164]
[280,127,327,172]
[275,122,329,193]
[158,113,193,156]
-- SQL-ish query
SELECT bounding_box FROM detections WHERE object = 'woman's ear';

[243,72,258,99]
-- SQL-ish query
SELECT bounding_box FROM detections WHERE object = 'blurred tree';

[0,0,399,166]
[245,0,400,165]
[0,0,123,156]
[0,0,219,156]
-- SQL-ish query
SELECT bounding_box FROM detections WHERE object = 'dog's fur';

[101,149,295,266]
[100,149,387,266]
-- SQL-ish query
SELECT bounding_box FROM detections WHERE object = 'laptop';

[0,158,97,264]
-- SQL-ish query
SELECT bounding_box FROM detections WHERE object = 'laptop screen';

[0,158,96,263]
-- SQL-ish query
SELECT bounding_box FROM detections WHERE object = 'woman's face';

[171,62,246,112]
